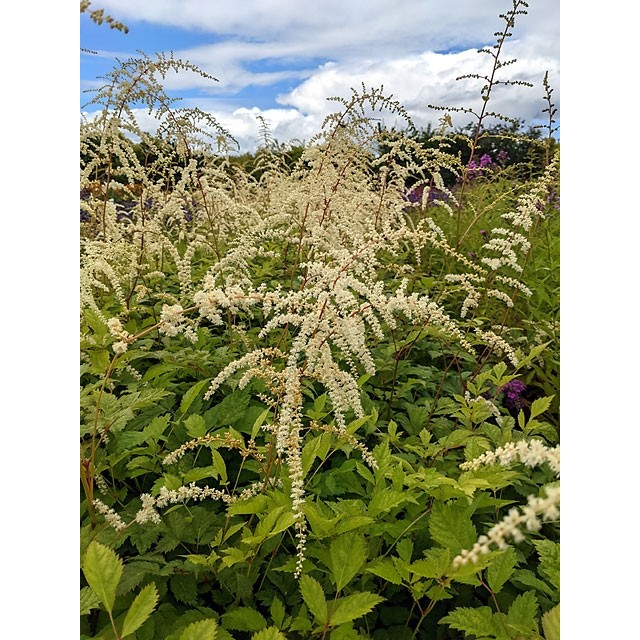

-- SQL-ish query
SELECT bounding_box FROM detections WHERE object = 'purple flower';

[406,185,424,204]
[479,153,493,168]
[499,379,527,411]
[496,149,510,164]
[467,159,481,179]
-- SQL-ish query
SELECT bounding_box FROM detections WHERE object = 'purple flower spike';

[479,153,493,168]
[499,379,527,411]
[496,149,510,164]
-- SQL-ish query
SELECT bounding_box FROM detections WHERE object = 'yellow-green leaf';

[121,583,158,637]
[82,541,123,614]
[80,586,101,615]
[178,619,218,640]
[300,574,327,624]
[329,592,384,626]
[330,533,368,591]
[542,604,560,640]
[251,627,287,640]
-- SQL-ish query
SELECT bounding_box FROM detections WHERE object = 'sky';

[80,0,560,153]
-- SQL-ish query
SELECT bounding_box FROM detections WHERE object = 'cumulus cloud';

[82,0,559,152]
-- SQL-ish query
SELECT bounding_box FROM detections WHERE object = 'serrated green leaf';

[541,604,560,640]
[205,389,250,426]
[368,489,409,517]
[529,396,554,420]
[251,627,288,640]
[439,606,497,637]
[426,584,453,602]
[82,541,123,613]
[330,533,368,591]
[533,540,560,590]
[448,552,496,584]
[410,548,451,580]
[121,583,159,638]
[270,596,285,629]
[366,558,403,585]
[227,494,269,516]
[170,573,199,606]
[428,502,477,554]
[80,586,101,615]
[220,547,248,569]
[333,514,374,535]
[251,409,270,439]
[270,511,296,537]
[180,380,210,415]
[486,547,518,594]
[178,619,218,640]
[183,465,219,484]
[210,449,228,484]
[511,569,555,596]
[251,506,285,541]
[329,592,384,626]
[396,539,413,563]
[300,574,327,624]
[506,591,539,634]
[222,607,267,632]
[304,502,339,539]
[143,414,170,440]
[184,414,207,438]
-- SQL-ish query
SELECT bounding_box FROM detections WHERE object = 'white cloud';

[82,0,560,152]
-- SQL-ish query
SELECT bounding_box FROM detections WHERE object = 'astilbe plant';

[81,5,559,637]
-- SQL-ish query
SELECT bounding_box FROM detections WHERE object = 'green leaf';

[529,396,554,420]
[205,389,250,426]
[410,548,451,580]
[227,494,269,516]
[184,414,207,438]
[269,597,285,629]
[366,558,403,585]
[170,573,199,606]
[439,606,498,637]
[541,604,560,640]
[506,591,539,635]
[534,540,560,590]
[121,583,159,638]
[251,409,270,439]
[270,511,296,537]
[82,541,124,613]
[449,551,496,585]
[428,502,477,554]
[299,574,327,624]
[511,569,556,597]
[210,449,228,484]
[329,533,368,591]
[368,489,409,517]
[80,586,101,615]
[251,628,288,640]
[486,547,518,594]
[333,515,374,536]
[178,619,218,640]
[222,607,268,632]
[143,414,170,440]
[329,592,384,626]
[180,380,210,416]
[396,539,413,563]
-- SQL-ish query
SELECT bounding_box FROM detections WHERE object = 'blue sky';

[80,0,560,153]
